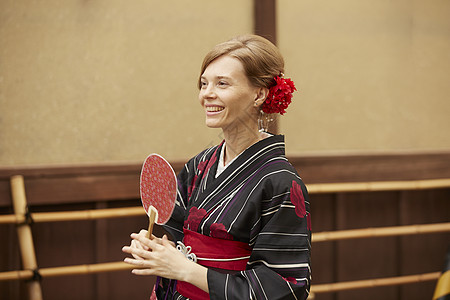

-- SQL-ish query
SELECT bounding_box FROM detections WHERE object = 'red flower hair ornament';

[261,75,297,115]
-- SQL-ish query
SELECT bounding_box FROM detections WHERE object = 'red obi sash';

[176,228,252,300]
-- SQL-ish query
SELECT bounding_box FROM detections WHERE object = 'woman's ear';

[254,87,269,108]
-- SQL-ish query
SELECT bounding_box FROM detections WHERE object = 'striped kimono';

[161,135,311,300]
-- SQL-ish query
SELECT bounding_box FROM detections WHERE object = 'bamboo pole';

[311,271,440,293]
[40,262,133,277]
[312,222,450,242]
[11,175,43,300]
[0,214,24,224]
[0,262,133,281]
[1,213,449,244]
[0,206,144,224]
[307,178,450,194]
[0,269,34,281]
[0,262,439,296]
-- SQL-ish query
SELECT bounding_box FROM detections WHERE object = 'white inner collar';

[215,143,240,178]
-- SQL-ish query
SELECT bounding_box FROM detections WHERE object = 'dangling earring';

[258,110,273,133]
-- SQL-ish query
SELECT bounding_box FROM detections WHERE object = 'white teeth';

[206,106,224,112]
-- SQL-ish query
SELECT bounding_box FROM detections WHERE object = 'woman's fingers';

[138,229,148,237]
[124,258,156,275]
[122,245,153,260]
[131,239,144,252]
[127,234,148,259]
[123,232,185,279]
[162,234,176,247]
[124,257,150,266]
[150,234,161,242]
[131,233,163,251]
[123,232,167,261]
[131,251,144,260]
[131,268,155,276]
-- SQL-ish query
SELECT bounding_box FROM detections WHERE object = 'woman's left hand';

[122,234,193,281]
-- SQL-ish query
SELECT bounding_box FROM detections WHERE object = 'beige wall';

[1,0,449,167]
[279,0,450,156]
[0,0,252,166]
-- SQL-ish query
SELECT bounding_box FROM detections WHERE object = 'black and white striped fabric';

[163,135,311,300]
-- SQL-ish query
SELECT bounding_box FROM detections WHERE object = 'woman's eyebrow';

[217,75,232,80]
[201,75,232,80]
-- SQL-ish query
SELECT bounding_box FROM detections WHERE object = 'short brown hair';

[198,35,284,89]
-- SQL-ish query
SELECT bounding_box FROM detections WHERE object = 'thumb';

[162,234,169,243]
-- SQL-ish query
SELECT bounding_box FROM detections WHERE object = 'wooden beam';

[1,151,450,206]
[254,0,279,134]
[254,0,277,44]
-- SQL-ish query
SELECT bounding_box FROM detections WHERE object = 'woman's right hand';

[127,229,174,259]
[129,229,150,259]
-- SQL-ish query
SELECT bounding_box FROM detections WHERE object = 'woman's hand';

[126,229,175,258]
[127,229,149,259]
[122,233,193,280]
[122,232,209,292]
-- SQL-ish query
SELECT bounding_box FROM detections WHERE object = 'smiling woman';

[199,55,268,162]
[123,35,311,300]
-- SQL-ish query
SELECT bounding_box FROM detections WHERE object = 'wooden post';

[254,0,277,44]
[254,0,279,134]
[11,175,43,300]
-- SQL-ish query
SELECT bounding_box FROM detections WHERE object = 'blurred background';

[1,1,449,300]
[1,0,449,166]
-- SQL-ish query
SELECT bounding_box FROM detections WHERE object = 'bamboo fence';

[1,176,449,297]
[306,178,450,194]
[10,175,43,300]
[310,271,441,294]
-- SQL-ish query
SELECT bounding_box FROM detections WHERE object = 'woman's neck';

[222,124,269,165]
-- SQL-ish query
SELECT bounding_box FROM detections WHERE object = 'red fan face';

[139,154,177,225]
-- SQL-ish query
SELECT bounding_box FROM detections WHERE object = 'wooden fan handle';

[146,207,157,239]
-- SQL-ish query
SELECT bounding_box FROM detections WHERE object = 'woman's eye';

[218,81,228,86]
[200,81,207,88]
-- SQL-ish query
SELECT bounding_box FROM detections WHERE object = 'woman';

[123,34,311,300]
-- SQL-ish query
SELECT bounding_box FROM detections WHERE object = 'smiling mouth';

[206,106,224,112]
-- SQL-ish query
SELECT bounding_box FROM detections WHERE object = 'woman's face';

[199,55,260,131]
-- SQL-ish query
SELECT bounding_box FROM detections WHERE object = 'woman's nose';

[201,84,216,99]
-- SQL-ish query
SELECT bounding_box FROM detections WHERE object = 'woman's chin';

[205,119,222,129]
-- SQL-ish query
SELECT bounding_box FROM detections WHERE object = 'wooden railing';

[1,176,449,299]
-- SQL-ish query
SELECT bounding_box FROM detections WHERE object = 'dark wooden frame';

[2,151,449,207]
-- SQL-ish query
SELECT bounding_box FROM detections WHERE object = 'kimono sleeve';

[207,178,311,300]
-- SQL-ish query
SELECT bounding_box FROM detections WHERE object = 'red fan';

[140,154,177,238]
